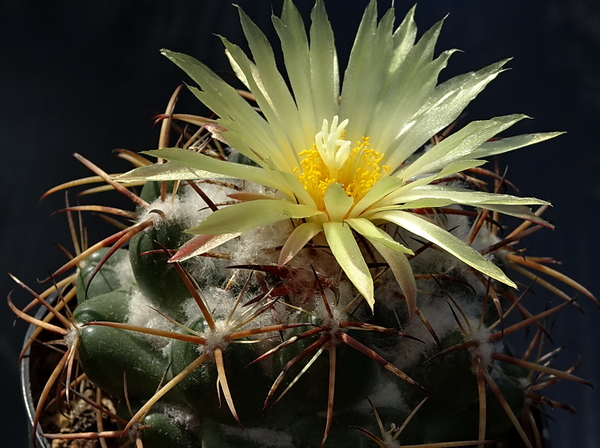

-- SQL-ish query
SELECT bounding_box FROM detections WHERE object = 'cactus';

[11,1,597,447]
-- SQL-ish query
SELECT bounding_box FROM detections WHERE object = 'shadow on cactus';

[9,1,598,447]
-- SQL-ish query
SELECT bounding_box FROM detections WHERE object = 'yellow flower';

[119,0,558,314]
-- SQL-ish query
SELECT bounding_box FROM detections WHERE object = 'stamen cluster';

[297,117,389,213]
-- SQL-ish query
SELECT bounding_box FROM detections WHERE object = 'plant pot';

[20,302,52,448]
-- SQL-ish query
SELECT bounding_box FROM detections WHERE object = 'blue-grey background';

[1,0,598,446]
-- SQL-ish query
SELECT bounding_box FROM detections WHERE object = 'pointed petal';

[224,8,307,169]
[170,233,240,262]
[137,148,286,190]
[323,221,374,308]
[161,49,280,164]
[341,2,398,140]
[432,159,488,180]
[481,204,554,228]
[371,210,517,288]
[370,240,417,320]
[392,185,553,227]
[385,59,512,169]
[225,48,250,89]
[346,218,412,254]
[399,185,550,207]
[393,198,457,209]
[227,192,277,202]
[389,5,418,78]
[272,0,316,138]
[351,176,406,217]
[472,132,564,159]
[278,222,324,266]
[187,199,322,235]
[373,42,457,159]
[115,160,232,183]
[324,183,354,221]
[309,0,339,122]
[399,114,526,181]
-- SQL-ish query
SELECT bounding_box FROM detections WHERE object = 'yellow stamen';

[297,122,389,213]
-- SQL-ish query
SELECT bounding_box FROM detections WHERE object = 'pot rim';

[20,298,54,448]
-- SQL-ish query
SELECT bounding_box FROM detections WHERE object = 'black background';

[2,1,599,447]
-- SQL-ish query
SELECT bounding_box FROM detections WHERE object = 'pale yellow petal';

[346,218,412,254]
[278,222,323,267]
[371,210,517,288]
[187,200,322,235]
[324,183,354,221]
[323,221,374,308]
[370,240,417,320]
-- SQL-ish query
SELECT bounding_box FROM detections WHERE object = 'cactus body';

[67,210,544,447]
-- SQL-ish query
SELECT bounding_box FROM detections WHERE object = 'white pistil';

[314,116,351,177]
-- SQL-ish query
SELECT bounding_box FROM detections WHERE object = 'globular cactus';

[11,1,597,448]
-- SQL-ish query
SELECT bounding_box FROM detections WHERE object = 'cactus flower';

[119,0,557,312]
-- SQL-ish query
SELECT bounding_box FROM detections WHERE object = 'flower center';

[296,117,390,212]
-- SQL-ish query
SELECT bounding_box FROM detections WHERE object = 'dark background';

[2,1,599,446]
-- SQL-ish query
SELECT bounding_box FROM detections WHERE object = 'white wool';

[371,270,406,313]
[237,299,284,335]
[205,286,237,319]
[469,220,503,255]
[392,264,499,367]
[468,325,495,368]
[181,285,232,324]
[201,320,231,354]
[382,434,401,448]
[186,254,230,291]
[126,290,178,350]
[181,270,280,327]
[313,289,345,323]
[181,295,202,323]
[391,292,463,370]
[153,402,201,433]
[353,375,408,414]
[177,281,282,365]
[336,277,362,311]
[389,208,501,299]
[115,252,136,288]
[66,323,82,348]
[439,211,472,242]
[136,182,237,230]
[229,219,292,266]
